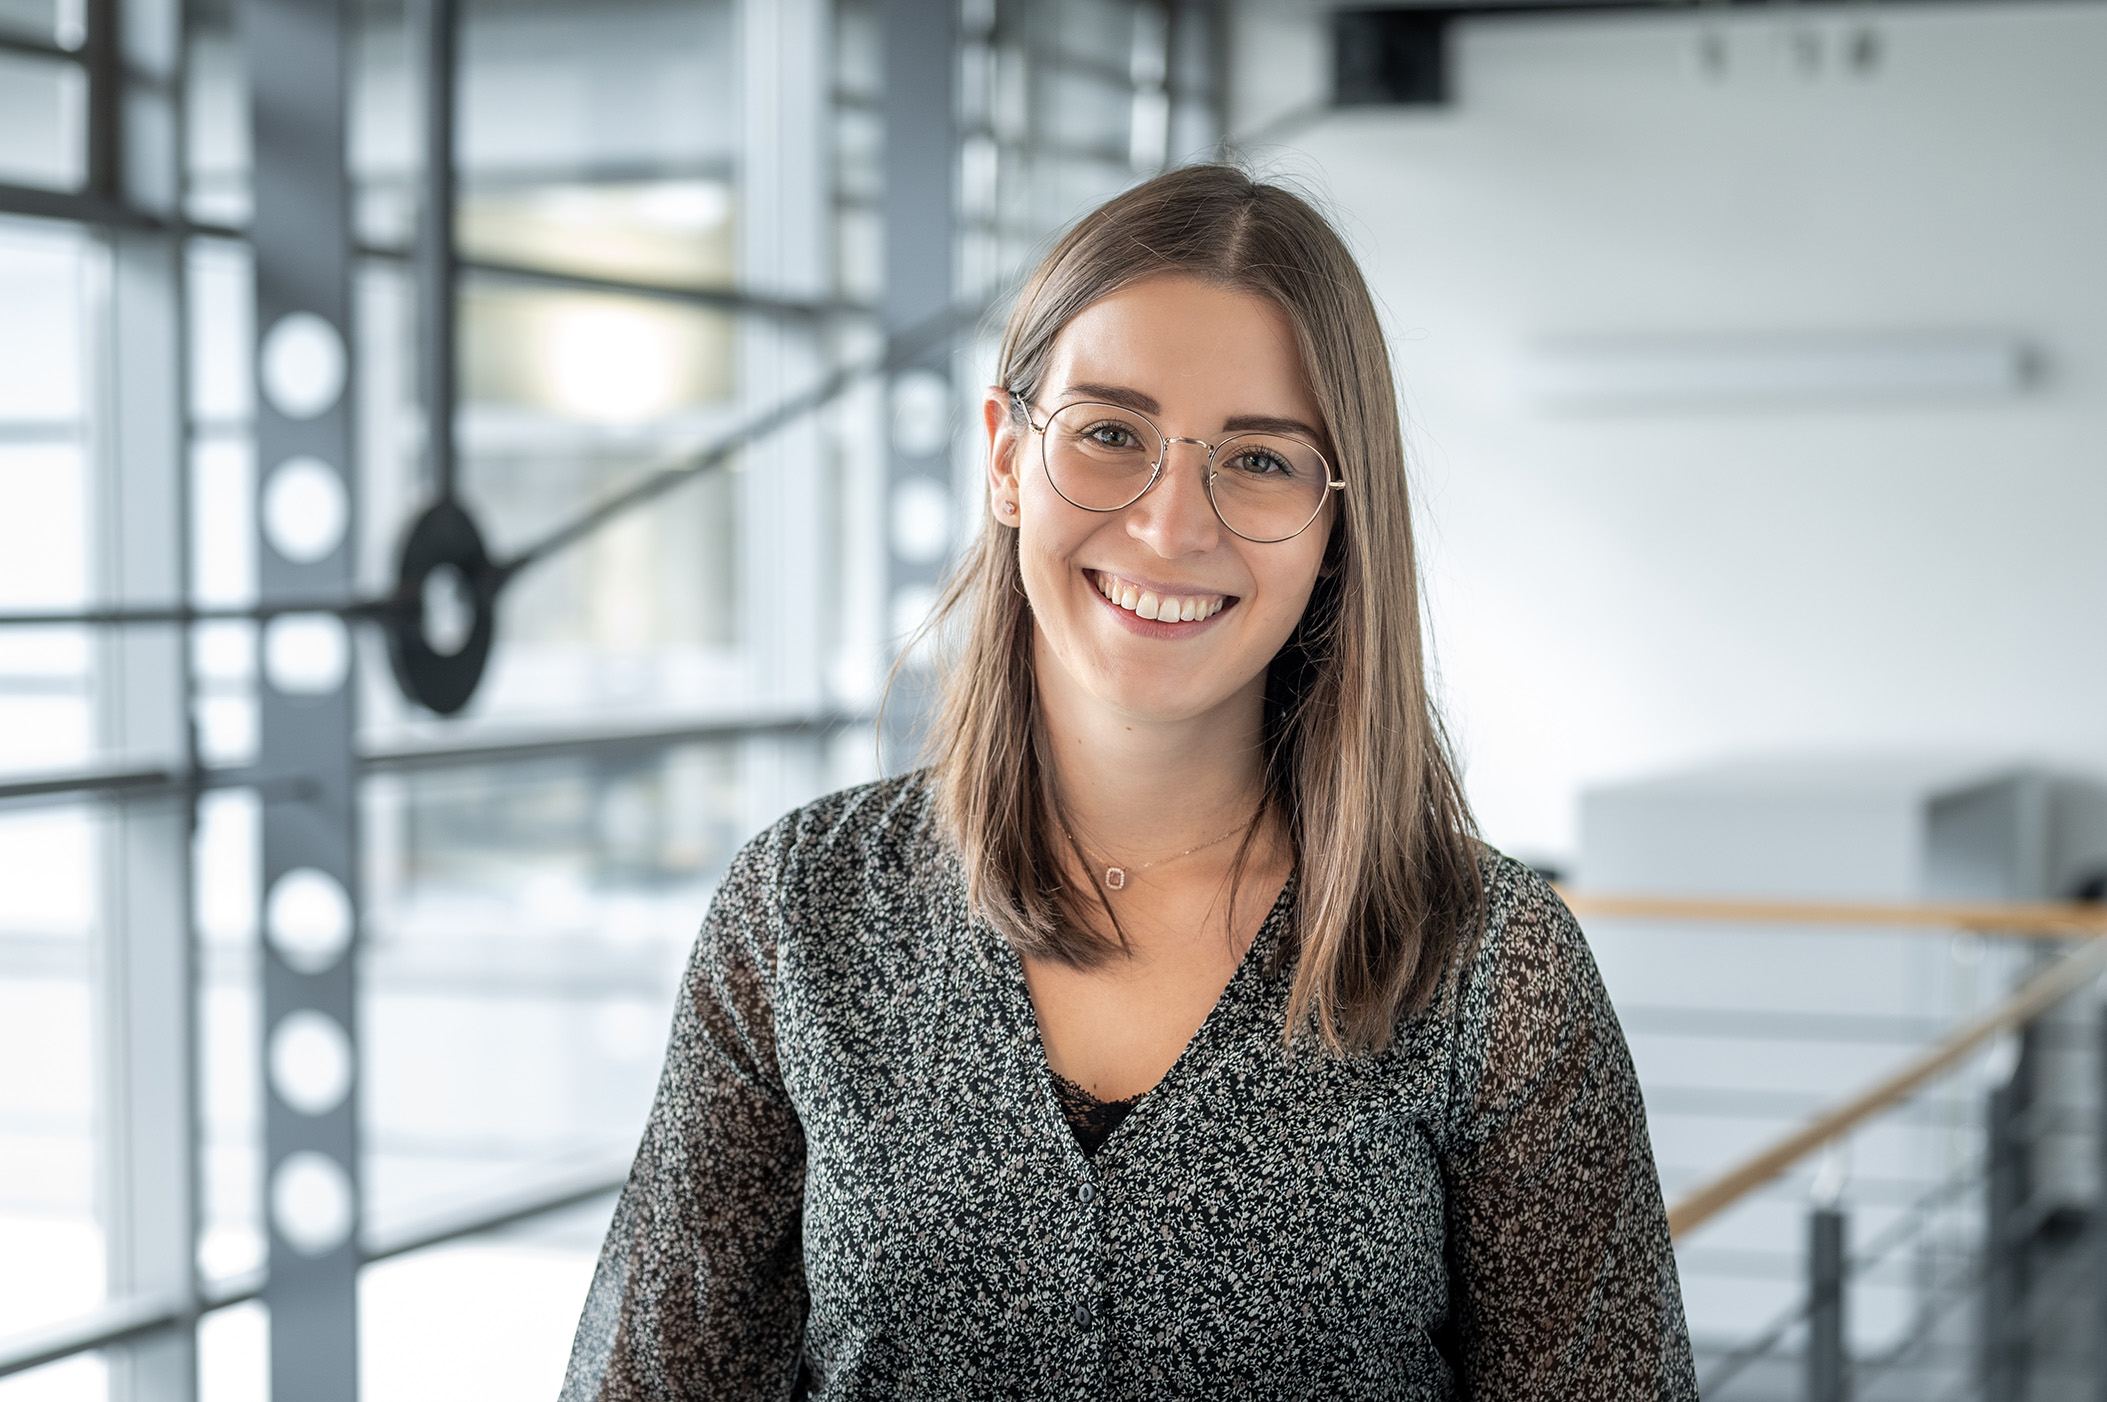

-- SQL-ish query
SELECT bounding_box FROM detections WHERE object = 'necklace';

[1066,816,1253,891]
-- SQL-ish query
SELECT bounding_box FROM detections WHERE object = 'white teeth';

[1092,573,1226,625]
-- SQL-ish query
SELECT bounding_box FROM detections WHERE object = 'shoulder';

[1449,847,1598,1012]
[1438,849,1623,1131]
[722,772,945,900]
[708,773,955,973]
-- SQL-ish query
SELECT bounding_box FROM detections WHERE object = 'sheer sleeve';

[1439,862,1697,1400]
[560,819,809,1402]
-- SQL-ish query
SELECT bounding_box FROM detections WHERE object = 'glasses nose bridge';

[1129,434,1226,545]
[1156,434,1218,476]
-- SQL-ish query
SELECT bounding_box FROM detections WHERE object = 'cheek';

[1012,512,1090,621]
[1247,541,1326,631]
[1016,480,1103,570]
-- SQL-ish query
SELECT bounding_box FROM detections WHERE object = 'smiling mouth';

[1086,570,1232,624]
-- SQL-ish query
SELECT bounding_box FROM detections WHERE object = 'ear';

[983,387,1025,528]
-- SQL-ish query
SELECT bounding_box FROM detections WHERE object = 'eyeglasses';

[1020,398,1345,544]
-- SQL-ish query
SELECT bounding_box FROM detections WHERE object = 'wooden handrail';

[1665,935,2107,1238]
[1560,891,2107,938]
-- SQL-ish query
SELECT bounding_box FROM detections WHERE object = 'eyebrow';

[1222,413,1325,441]
[1059,382,1160,414]
[1056,383,1325,443]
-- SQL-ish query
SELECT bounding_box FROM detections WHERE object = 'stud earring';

[1000,500,1017,516]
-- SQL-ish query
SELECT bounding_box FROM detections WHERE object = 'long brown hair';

[924,164,1482,1054]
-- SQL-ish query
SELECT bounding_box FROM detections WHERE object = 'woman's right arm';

[560,823,810,1402]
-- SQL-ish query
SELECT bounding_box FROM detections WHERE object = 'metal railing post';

[1806,1205,1848,1402]
[2096,1009,2107,1402]
[1984,1030,2036,1402]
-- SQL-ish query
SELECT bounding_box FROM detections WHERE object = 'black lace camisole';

[1049,1072,1143,1156]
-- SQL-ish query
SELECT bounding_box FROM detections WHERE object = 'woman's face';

[985,274,1335,726]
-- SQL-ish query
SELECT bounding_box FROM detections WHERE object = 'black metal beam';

[0,183,857,322]
[0,30,76,60]
[0,766,184,804]
[361,711,864,773]
[0,597,371,627]
[0,1293,197,1382]
[82,0,119,198]
[414,0,460,501]
[0,180,161,229]
[0,1160,629,1379]
[0,1152,626,1379]
[0,712,867,809]
[0,178,248,240]
[0,764,312,809]
[454,255,867,321]
[360,1161,628,1263]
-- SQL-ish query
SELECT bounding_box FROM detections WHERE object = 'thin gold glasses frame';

[1020,398,1347,544]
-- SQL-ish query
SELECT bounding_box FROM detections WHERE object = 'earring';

[1000,500,1017,516]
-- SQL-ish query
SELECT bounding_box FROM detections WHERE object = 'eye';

[1225,445,1294,477]
[1083,420,1147,450]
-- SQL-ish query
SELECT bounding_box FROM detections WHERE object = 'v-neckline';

[997,876,1298,1164]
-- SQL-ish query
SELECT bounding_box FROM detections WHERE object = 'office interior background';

[3,0,2106,1396]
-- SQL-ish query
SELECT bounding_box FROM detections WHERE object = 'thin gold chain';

[1064,814,1255,891]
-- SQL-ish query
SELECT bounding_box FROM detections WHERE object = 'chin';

[1085,664,1241,725]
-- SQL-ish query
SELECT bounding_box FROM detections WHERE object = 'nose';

[1125,439,1221,557]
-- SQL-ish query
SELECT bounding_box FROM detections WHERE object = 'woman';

[562,165,1696,1400]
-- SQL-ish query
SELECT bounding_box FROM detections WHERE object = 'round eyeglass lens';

[1207,434,1333,542]
[1042,402,1166,512]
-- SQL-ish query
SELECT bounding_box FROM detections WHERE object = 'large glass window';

[1,1,1209,1394]
[0,221,91,774]
[0,805,103,1344]
[0,216,104,1396]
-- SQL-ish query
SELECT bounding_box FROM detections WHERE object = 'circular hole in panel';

[889,369,951,458]
[259,312,348,421]
[889,477,952,565]
[268,1010,354,1116]
[262,612,350,695]
[421,563,474,657]
[271,1151,354,1256]
[266,867,353,973]
[261,457,349,563]
[196,1223,266,1280]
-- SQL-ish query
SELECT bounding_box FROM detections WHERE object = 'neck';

[1032,629,1267,858]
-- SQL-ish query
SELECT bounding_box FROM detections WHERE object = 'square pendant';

[1104,867,1126,890]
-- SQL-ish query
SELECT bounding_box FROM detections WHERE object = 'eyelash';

[1225,448,1291,476]
[1082,420,1147,447]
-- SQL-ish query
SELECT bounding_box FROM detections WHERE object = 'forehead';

[1043,276,1320,424]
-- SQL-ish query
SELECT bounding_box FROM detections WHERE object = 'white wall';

[1234,1,2107,863]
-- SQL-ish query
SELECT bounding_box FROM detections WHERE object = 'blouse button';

[1077,1183,1096,1204]
[1073,1302,1094,1328]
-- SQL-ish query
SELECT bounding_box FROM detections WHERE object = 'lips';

[1086,570,1232,624]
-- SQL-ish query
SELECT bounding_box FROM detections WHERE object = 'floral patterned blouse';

[560,776,1696,1400]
